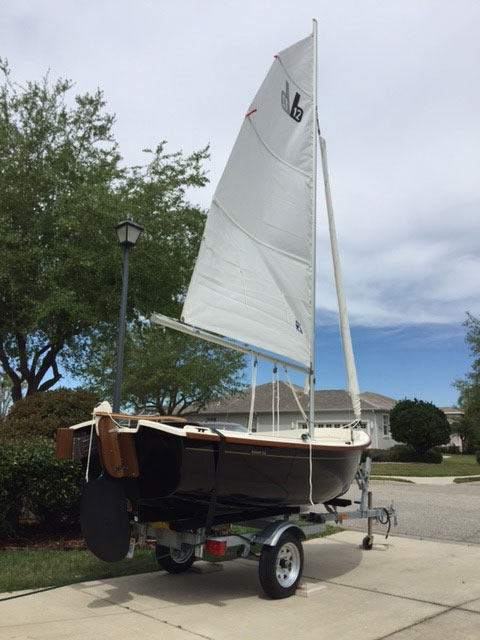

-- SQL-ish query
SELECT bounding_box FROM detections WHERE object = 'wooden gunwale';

[93,412,187,423]
[185,431,370,452]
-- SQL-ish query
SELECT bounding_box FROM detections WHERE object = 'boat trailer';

[128,459,397,599]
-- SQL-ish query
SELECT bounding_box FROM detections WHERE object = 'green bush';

[390,398,451,456]
[1,388,98,440]
[420,449,443,464]
[0,438,83,538]
[361,445,443,464]
[361,448,391,462]
[438,444,460,455]
[388,444,417,462]
[463,444,480,455]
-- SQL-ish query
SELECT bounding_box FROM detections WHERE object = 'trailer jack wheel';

[362,535,373,550]
[259,532,304,599]
[156,544,195,574]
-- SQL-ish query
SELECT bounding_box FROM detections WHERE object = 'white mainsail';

[181,36,315,368]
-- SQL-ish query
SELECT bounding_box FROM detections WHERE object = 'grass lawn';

[0,549,159,594]
[371,454,480,477]
[370,476,414,483]
[454,476,480,484]
[0,525,341,594]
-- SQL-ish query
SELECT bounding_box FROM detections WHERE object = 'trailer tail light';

[205,539,227,556]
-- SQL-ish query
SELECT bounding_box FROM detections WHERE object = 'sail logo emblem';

[281,81,303,123]
[295,320,303,334]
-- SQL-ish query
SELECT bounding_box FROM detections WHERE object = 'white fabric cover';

[182,36,314,367]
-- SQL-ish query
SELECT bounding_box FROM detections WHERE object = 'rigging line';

[85,409,132,481]
[212,198,310,266]
[342,418,361,430]
[276,371,280,433]
[248,357,257,433]
[282,367,313,502]
[271,368,275,433]
[283,366,309,423]
[204,428,227,538]
[275,55,312,98]
[309,438,314,505]
[85,422,95,482]
[246,117,310,178]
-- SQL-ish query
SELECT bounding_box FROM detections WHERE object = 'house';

[192,382,397,449]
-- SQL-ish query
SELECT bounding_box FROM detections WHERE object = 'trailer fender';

[255,521,306,547]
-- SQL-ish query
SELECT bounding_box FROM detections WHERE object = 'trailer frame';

[130,458,397,598]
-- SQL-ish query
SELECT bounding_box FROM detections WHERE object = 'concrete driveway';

[1,531,479,640]
[342,479,480,543]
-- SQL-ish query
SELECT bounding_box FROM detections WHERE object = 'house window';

[383,414,390,437]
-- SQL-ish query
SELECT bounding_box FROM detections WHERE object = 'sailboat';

[56,22,370,562]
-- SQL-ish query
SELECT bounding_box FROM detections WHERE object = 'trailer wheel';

[259,532,304,599]
[362,535,373,550]
[156,544,195,574]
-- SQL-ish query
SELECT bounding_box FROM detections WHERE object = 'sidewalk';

[1,530,479,640]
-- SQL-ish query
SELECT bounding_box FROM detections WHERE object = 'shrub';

[361,448,391,462]
[463,444,479,455]
[438,444,460,455]
[0,438,83,538]
[361,445,443,464]
[1,388,98,440]
[390,398,451,456]
[388,444,417,462]
[420,449,443,464]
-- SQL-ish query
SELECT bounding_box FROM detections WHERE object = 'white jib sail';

[182,35,315,368]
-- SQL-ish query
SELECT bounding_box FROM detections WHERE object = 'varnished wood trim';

[118,433,140,478]
[185,431,370,452]
[98,416,124,478]
[94,412,187,423]
[56,429,74,460]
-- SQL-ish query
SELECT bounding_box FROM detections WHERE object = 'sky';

[2,0,479,406]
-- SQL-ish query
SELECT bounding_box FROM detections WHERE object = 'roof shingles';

[198,383,396,414]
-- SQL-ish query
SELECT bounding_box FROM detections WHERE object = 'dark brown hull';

[132,428,363,528]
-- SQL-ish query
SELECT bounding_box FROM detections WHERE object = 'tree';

[71,323,245,414]
[390,398,451,456]
[0,61,227,403]
[451,415,480,453]
[453,312,480,449]
[0,61,120,400]
[0,371,13,420]
[1,387,99,440]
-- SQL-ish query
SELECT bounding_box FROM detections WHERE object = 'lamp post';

[113,219,144,413]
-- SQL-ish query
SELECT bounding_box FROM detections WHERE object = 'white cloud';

[2,0,480,327]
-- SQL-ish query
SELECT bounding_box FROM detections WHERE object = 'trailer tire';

[259,532,304,599]
[156,544,195,574]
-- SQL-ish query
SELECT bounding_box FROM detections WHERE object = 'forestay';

[182,36,315,368]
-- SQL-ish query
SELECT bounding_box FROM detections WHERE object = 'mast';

[309,18,318,438]
[319,137,361,420]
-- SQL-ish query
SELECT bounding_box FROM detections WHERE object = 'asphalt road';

[340,480,480,544]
